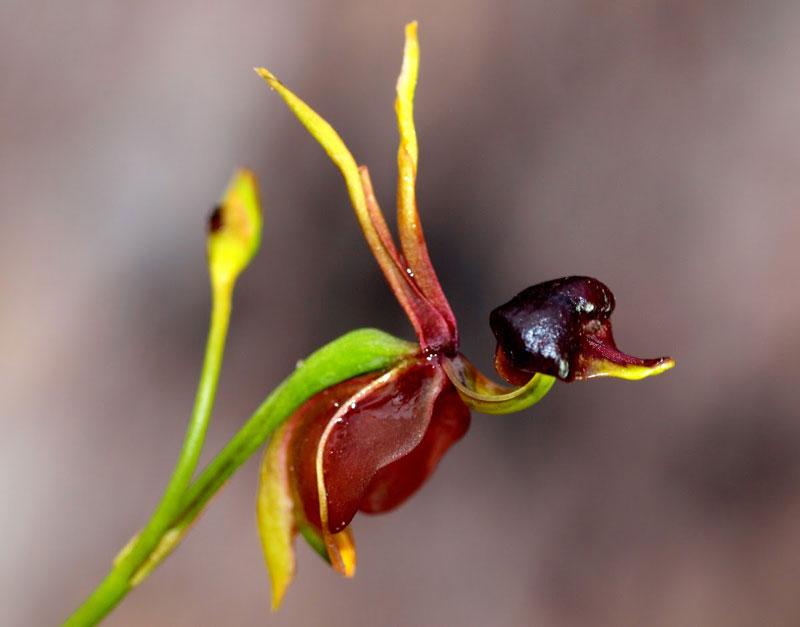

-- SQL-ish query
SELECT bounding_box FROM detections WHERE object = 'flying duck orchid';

[255,21,674,608]
[65,21,675,626]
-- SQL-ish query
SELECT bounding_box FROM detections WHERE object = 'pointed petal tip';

[269,583,288,612]
[257,420,300,614]
[583,355,675,381]
[577,331,675,381]
[323,528,357,578]
[255,67,280,88]
[339,539,357,578]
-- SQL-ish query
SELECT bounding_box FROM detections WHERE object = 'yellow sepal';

[257,421,297,611]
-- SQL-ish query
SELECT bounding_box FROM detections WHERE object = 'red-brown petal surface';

[359,382,470,514]
[396,150,459,347]
[315,360,446,533]
[358,164,454,353]
[359,166,405,271]
[289,373,381,530]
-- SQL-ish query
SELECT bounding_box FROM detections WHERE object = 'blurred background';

[3,1,800,625]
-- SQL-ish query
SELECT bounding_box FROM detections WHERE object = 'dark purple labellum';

[489,276,616,382]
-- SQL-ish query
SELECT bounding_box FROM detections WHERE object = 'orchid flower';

[65,22,675,626]
[255,22,674,608]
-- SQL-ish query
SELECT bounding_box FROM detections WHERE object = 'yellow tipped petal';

[257,421,297,611]
[255,68,393,294]
[580,356,676,381]
[255,68,365,218]
[393,22,458,336]
[207,168,262,289]
[395,21,419,168]
[255,67,388,264]
[324,528,357,578]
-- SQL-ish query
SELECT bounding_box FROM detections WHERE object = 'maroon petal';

[359,166,456,354]
[315,360,447,534]
[288,374,380,531]
[359,382,470,514]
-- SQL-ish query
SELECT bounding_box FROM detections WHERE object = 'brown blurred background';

[3,1,800,625]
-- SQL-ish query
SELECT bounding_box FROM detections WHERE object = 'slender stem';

[64,328,415,626]
[65,279,234,627]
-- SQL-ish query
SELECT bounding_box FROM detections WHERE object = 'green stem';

[65,280,234,627]
[64,328,415,626]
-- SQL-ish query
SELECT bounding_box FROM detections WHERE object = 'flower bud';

[207,169,262,288]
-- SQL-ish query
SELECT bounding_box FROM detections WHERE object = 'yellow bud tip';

[254,67,280,88]
[207,168,262,287]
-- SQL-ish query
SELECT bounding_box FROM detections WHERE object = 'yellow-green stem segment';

[65,277,233,626]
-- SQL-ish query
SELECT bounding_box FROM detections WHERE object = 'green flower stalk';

[65,169,262,626]
[65,21,674,625]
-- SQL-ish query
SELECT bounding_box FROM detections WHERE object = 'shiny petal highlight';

[360,382,470,513]
[490,276,674,382]
[314,361,447,534]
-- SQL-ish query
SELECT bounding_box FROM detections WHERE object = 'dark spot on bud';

[490,276,615,382]
[208,205,224,233]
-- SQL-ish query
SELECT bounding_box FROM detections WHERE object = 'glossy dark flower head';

[491,276,674,383]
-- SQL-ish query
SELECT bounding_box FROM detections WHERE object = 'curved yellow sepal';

[254,67,396,279]
[207,168,262,289]
[257,421,297,611]
[254,68,370,238]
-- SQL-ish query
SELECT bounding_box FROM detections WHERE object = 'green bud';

[208,169,262,287]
